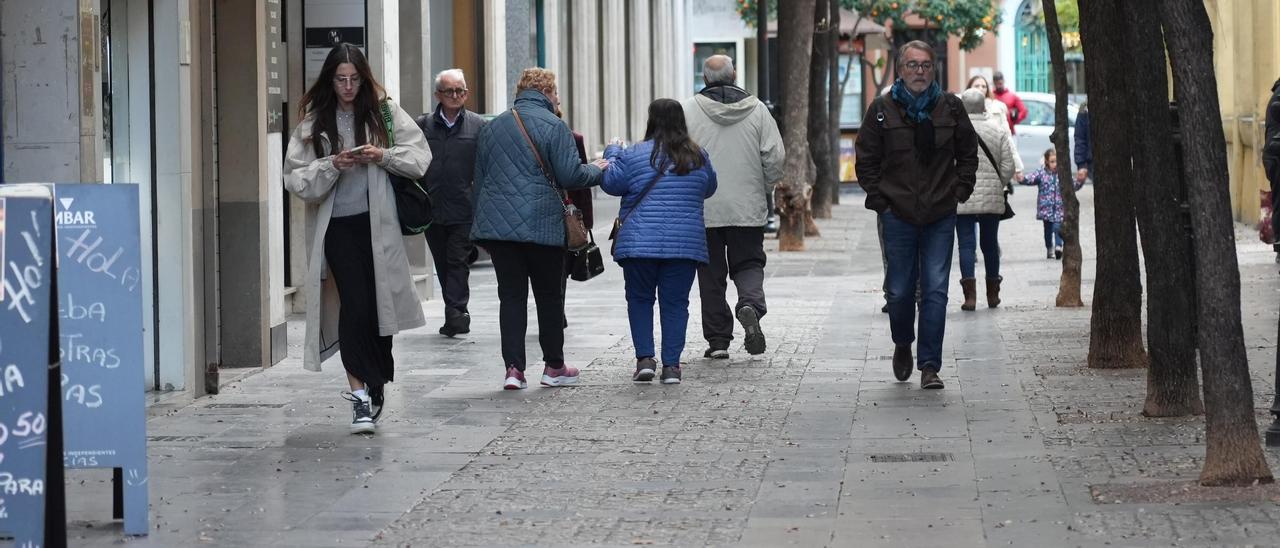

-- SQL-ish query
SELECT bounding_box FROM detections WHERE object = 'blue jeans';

[622,259,699,366]
[881,210,956,370]
[955,214,1001,279]
[1043,221,1063,249]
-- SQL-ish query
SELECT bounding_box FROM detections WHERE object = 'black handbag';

[568,232,605,282]
[976,135,1015,221]
[380,101,433,235]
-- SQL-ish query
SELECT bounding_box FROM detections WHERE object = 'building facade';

[1206,0,1279,226]
[0,0,692,398]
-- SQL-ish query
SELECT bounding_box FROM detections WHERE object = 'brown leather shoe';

[960,278,977,311]
[986,276,1003,308]
[920,368,944,389]
[892,345,913,381]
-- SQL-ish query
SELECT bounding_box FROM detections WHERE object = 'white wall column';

[544,0,564,77]
[652,0,675,100]
[570,0,601,154]
[601,0,627,144]
[152,0,204,393]
[483,0,509,110]
[367,0,401,100]
[628,0,653,142]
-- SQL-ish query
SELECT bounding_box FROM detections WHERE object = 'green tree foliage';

[738,0,1003,51]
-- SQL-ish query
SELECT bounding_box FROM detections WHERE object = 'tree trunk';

[1042,0,1084,308]
[1158,0,1273,486]
[1120,2,1203,417]
[777,0,817,251]
[809,0,835,220]
[828,2,841,206]
[1078,0,1147,369]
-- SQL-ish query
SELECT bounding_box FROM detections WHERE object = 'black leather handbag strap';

[975,135,1004,183]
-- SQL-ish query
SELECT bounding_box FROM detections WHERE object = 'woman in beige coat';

[955,88,1017,311]
[284,43,430,434]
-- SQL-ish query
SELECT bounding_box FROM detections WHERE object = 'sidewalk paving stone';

[62,185,1280,547]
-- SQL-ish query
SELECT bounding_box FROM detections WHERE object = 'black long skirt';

[324,213,394,393]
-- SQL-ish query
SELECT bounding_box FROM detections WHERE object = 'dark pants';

[485,240,565,371]
[955,214,1001,279]
[881,210,956,370]
[697,226,767,349]
[324,213,394,390]
[622,259,698,366]
[425,222,473,321]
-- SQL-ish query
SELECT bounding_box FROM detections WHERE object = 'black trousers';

[484,240,565,371]
[324,213,394,391]
[425,222,473,320]
[697,226,767,348]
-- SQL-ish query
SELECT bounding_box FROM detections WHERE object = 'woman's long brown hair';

[297,43,389,158]
[643,98,706,176]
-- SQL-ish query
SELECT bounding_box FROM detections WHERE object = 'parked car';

[1013,92,1080,173]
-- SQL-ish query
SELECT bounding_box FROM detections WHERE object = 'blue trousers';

[1043,220,1063,249]
[955,214,1001,279]
[881,210,956,370]
[622,259,699,366]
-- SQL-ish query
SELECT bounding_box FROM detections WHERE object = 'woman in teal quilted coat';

[471,68,607,390]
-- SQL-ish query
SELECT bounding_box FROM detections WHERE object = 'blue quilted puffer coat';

[471,90,603,247]
[602,141,718,264]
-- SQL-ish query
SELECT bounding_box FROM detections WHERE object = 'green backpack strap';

[380,100,396,147]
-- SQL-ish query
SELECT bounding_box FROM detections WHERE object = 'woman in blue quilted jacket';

[602,99,718,384]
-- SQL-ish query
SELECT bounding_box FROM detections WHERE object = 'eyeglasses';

[902,61,935,73]
[437,88,468,98]
[333,76,362,88]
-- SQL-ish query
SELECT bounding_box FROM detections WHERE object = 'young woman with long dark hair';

[602,99,718,384]
[284,43,431,433]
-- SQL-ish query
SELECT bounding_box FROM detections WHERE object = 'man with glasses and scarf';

[855,41,978,389]
[416,69,487,337]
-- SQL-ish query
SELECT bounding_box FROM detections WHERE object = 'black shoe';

[367,385,385,422]
[661,365,682,384]
[736,306,766,355]
[704,347,729,359]
[892,345,913,382]
[439,313,471,338]
[633,357,657,382]
[920,368,944,389]
[1054,247,1063,260]
[881,303,889,314]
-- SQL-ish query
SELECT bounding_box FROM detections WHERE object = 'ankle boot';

[960,278,977,311]
[986,276,1003,308]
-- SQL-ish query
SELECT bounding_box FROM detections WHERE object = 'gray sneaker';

[661,366,682,385]
[634,357,657,382]
[342,392,376,434]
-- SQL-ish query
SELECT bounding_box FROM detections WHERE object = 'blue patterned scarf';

[890,79,942,123]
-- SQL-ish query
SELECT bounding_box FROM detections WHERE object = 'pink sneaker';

[503,367,528,390]
[540,364,580,387]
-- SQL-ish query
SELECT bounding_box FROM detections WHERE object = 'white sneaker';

[342,392,376,434]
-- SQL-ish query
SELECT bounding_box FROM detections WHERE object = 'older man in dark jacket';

[417,69,487,337]
[855,41,979,390]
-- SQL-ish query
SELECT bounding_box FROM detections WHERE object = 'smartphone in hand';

[348,144,371,155]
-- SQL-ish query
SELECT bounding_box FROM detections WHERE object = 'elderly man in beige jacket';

[682,54,785,360]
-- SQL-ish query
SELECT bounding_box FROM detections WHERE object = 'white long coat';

[284,99,431,371]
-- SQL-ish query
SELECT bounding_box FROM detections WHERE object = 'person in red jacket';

[992,72,1027,134]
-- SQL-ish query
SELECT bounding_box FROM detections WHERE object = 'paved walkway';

[64,184,1280,547]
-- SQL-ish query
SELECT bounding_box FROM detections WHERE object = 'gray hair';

[961,89,987,114]
[896,40,937,69]
[702,55,735,86]
[433,68,466,91]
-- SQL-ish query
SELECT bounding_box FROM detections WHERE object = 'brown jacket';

[855,94,979,226]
